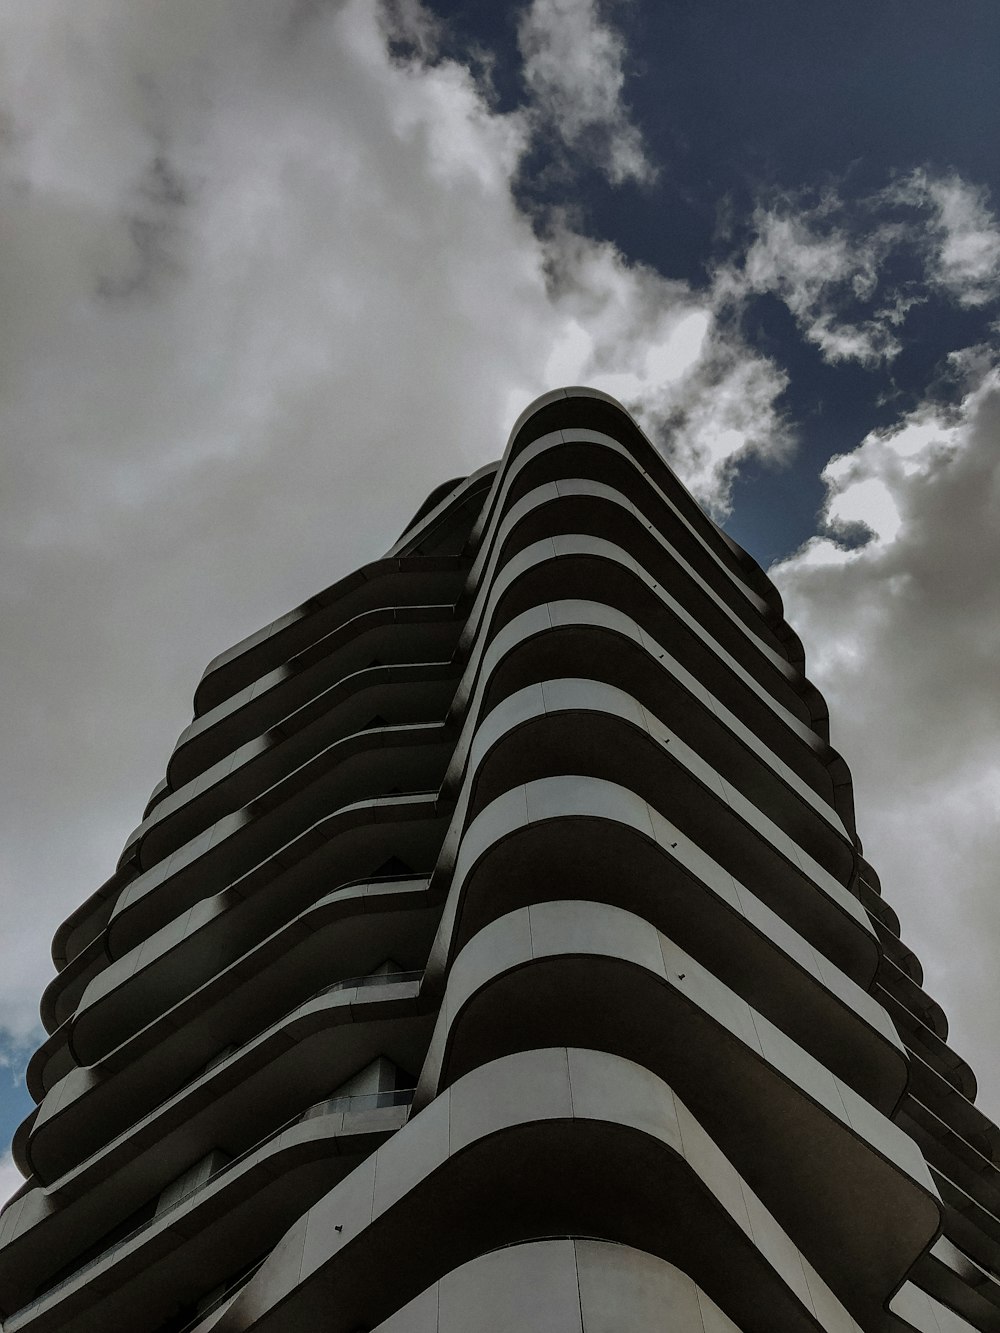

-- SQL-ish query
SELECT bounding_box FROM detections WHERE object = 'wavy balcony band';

[1,387,994,1333]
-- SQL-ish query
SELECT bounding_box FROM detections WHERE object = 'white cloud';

[774,359,1000,1118]
[0,0,790,1153]
[724,196,904,366]
[827,474,902,545]
[540,221,793,511]
[724,173,1000,368]
[517,0,655,185]
[886,169,1000,307]
[380,0,444,60]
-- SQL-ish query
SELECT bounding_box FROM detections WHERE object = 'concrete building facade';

[0,387,997,1332]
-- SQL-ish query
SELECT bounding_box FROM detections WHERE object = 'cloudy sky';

[3,0,1000,1202]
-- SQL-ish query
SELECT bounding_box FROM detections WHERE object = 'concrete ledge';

[467,473,782,667]
[107,790,443,961]
[371,1238,746,1333]
[195,558,467,718]
[417,903,931,1316]
[28,883,435,1183]
[206,1048,868,1333]
[424,892,903,1112]
[4,1106,408,1333]
[429,774,876,997]
[171,606,461,790]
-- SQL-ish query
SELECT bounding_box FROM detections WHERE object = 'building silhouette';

[0,387,996,1332]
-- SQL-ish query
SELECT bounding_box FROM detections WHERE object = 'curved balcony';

[196,1047,934,1333]
[479,478,794,669]
[418,905,934,1321]
[883,990,979,1102]
[891,1281,980,1332]
[9,1110,37,1183]
[193,554,467,718]
[916,1234,1000,1331]
[453,574,847,812]
[369,1239,744,1333]
[27,881,436,1182]
[6,983,429,1293]
[169,606,461,790]
[4,1094,415,1333]
[423,692,884,1075]
[39,933,109,1040]
[25,1023,75,1103]
[106,784,444,962]
[462,476,851,824]
[905,1052,1000,1166]
[386,466,499,562]
[432,771,880,1091]
[877,954,948,1040]
[122,664,458,877]
[462,533,812,730]
[484,392,858,743]
[51,863,136,976]
[468,456,781,663]
[498,388,783,620]
[459,678,853,885]
[450,599,850,843]
[49,616,460,978]
[859,879,902,936]
[73,724,448,1012]
[143,776,171,819]
[430,770,875,993]
[933,1168,1000,1277]
[430,688,869,1057]
[422,890,902,1108]
[41,707,452,1038]
[871,915,925,985]
[900,1098,1000,1225]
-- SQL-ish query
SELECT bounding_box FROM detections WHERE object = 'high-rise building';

[0,387,995,1333]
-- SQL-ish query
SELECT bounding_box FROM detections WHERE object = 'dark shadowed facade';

[0,388,994,1332]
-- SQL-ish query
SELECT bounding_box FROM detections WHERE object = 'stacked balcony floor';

[1,388,994,1333]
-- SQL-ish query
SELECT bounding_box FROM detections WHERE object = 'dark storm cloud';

[97,148,190,299]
